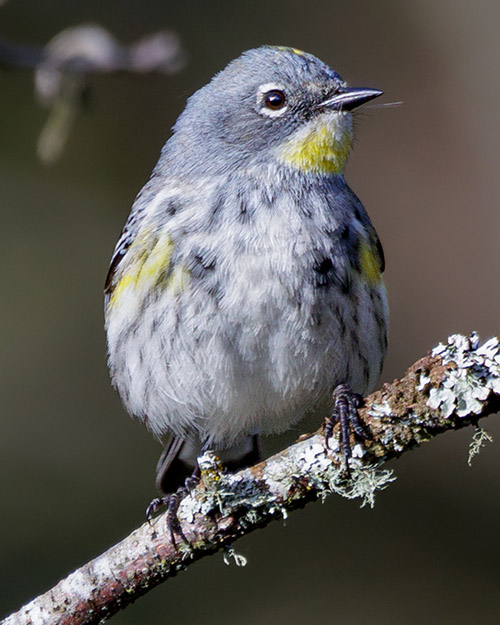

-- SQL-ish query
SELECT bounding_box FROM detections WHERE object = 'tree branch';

[3,332,499,625]
[0,25,186,164]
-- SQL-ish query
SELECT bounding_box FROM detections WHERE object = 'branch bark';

[3,332,499,625]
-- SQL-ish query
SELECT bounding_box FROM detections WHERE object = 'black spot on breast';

[313,256,351,292]
[311,311,322,325]
[261,185,277,205]
[158,198,178,216]
[314,258,334,288]
[207,283,223,301]
[300,203,313,218]
[185,248,221,299]
[339,317,346,337]
[189,252,216,278]
[340,276,352,294]
[315,258,333,274]
[237,206,251,223]
[211,193,225,217]
[340,224,350,239]
[236,190,254,223]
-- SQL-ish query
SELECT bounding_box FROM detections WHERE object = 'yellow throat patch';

[279,116,353,175]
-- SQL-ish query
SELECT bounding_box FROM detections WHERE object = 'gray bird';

[104,45,388,507]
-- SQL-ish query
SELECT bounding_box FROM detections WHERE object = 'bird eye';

[264,90,287,110]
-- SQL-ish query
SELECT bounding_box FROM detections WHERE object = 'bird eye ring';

[264,89,287,110]
[257,84,288,118]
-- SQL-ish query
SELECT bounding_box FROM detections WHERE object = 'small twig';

[0,25,186,163]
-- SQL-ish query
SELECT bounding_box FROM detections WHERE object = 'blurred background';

[2,1,500,623]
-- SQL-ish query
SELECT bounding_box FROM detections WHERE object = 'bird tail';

[155,434,261,494]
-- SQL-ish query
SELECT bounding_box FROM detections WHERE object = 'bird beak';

[318,87,383,111]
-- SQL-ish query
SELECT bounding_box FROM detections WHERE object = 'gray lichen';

[328,465,396,508]
[368,400,393,418]
[178,436,396,532]
[426,333,500,417]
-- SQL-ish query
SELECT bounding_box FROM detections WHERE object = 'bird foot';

[146,471,201,545]
[324,384,370,469]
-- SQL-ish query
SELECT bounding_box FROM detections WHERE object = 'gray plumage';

[105,46,388,490]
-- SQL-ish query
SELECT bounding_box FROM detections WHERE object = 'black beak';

[318,87,383,112]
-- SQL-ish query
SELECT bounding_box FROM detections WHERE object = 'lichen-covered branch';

[3,333,499,625]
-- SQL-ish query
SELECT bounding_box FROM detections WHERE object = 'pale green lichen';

[327,465,396,509]
[428,333,500,417]
[468,427,494,466]
[295,440,395,507]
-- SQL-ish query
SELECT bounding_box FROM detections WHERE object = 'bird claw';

[146,472,201,545]
[146,496,169,523]
[324,384,370,468]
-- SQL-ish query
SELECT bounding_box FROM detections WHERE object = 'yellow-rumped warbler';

[104,46,388,507]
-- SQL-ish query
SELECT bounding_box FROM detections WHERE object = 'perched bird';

[104,46,388,510]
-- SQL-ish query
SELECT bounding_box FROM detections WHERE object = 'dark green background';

[2,1,500,623]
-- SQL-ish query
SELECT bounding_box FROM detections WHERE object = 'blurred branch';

[0,40,44,68]
[2,332,498,625]
[0,24,186,163]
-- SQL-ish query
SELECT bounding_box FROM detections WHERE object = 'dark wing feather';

[104,229,133,299]
[104,177,167,303]
[374,230,385,273]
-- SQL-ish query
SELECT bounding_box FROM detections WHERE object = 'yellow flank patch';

[358,239,382,285]
[109,272,136,307]
[279,119,353,174]
[139,235,174,283]
[109,230,189,307]
[167,266,190,295]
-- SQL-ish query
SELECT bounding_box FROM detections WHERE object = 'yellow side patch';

[109,231,189,307]
[139,235,174,283]
[358,239,382,285]
[279,119,353,174]
[109,271,136,307]
[167,266,190,295]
